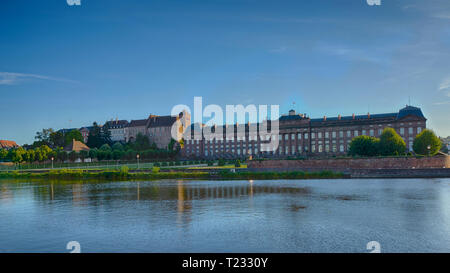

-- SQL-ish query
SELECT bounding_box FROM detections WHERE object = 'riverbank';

[0,169,345,180]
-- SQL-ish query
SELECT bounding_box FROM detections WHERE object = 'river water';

[0,178,449,253]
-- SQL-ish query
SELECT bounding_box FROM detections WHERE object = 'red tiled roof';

[0,140,19,149]
[64,139,90,152]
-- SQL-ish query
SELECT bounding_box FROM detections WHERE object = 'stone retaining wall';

[248,155,450,171]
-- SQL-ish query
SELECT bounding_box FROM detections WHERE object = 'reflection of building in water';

[176,181,192,226]
[0,184,13,204]
[72,183,86,206]
[181,183,309,200]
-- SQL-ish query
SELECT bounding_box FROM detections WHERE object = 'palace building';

[181,105,427,159]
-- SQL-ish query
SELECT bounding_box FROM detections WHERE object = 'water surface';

[0,178,449,253]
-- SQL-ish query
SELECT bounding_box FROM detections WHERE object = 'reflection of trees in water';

[0,183,13,203]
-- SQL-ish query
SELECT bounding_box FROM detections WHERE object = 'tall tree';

[413,129,441,156]
[378,127,406,156]
[64,130,84,146]
[49,131,65,148]
[35,128,54,146]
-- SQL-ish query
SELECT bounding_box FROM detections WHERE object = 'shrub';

[207,161,213,166]
[120,165,129,176]
[235,159,241,167]
[348,136,379,157]
[218,159,226,166]
[152,166,160,173]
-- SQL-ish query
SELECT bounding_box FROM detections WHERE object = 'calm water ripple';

[0,178,449,253]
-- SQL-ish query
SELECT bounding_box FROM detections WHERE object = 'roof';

[148,115,178,127]
[397,105,425,119]
[310,113,397,123]
[58,128,77,134]
[128,119,148,127]
[105,120,129,128]
[64,139,90,152]
[0,140,19,149]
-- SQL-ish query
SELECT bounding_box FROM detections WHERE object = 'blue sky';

[1,0,450,145]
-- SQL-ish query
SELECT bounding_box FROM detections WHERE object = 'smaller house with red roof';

[0,140,20,150]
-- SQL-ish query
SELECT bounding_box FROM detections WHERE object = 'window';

[409,127,413,134]
[340,145,344,152]
[332,144,337,152]
[339,131,343,138]
[291,134,295,140]
[400,128,404,135]
[304,133,309,139]
[362,130,366,135]
[325,144,330,152]
[347,131,351,138]
[297,133,302,140]
[312,133,316,139]
[378,129,382,135]
[354,130,359,137]
[292,146,296,154]
[332,132,336,138]
[319,145,323,153]
[285,146,289,154]
[318,132,322,138]
[325,132,329,138]
[370,129,374,136]
[298,146,302,153]
[409,141,413,152]
[311,145,316,153]
[284,134,288,140]
[417,127,422,134]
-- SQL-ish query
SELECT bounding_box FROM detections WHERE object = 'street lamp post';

[427,145,431,157]
[137,154,140,169]
[51,157,54,169]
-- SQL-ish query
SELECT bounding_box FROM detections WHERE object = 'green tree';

[112,142,124,151]
[0,149,8,161]
[33,145,52,162]
[348,136,380,157]
[49,131,65,148]
[64,130,84,146]
[89,148,98,160]
[11,147,26,164]
[34,128,54,147]
[100,144,112,151]
[57,150,68,162]
[68,151,78,162]
[413,129,442,156]
[235,159,241,167]
[79,150,89,161]
[24,149,36,163]
[87,122,111,148]
[378,127,406,156]
[112,149,123,160]
[134,133,151,151]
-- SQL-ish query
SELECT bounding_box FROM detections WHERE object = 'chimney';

[338,114,341,120]
[323,116,327,121]
[368,112,371,119]
[352,113,355,120]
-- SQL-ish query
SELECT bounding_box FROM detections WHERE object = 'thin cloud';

[433,101,450,105]
[0,72,77,85]
[438,76,450,92]
[269,46,288,53]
